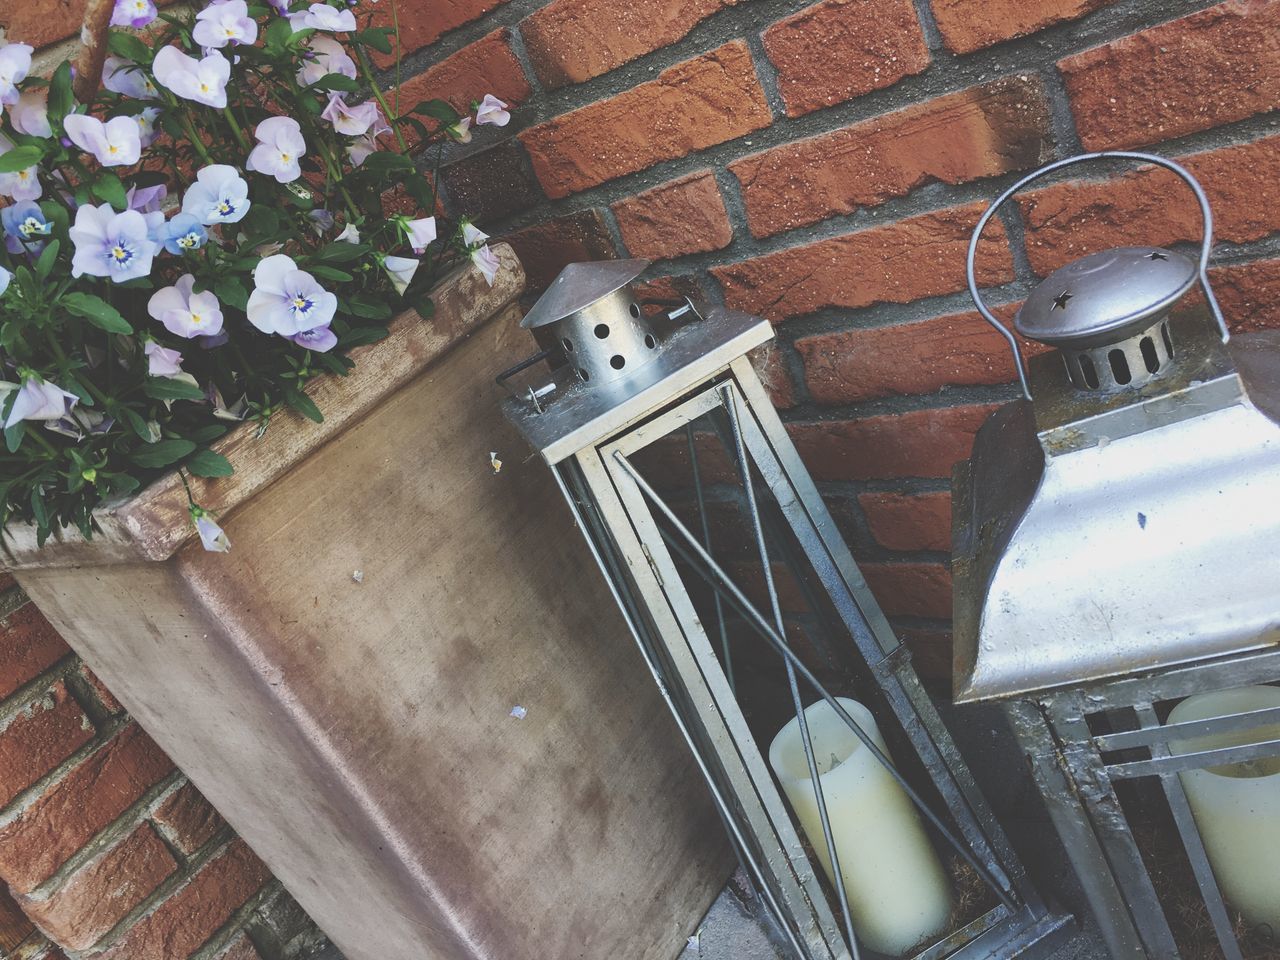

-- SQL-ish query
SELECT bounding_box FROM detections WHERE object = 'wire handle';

[966,150,1228,401]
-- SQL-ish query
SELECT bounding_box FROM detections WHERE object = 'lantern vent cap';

[1016,246,1196,348]
[520,259,650,329]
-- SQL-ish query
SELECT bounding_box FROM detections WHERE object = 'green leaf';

[92,172,128,210]
[34,239,61,280]
[143,377,205,402]
[359,152,415,174]
[355,27,393,54]
[263,15,295,51]
[48,62,75,123]
[310,73,361,93]
[185,449,233,478]
[107,31,151,66]
[340,326,389,348]
[213,276,249,312]
[130,438,196,468]
[307,264,353,282]
[61,292,133,334]
[316,241,371,262]
[118,406,152,441]
[284,388,323,423]
[342,295,392,320]
[189,424,229,443]
[4,421,25,454]
[411,99,461,124]
[0,145,43,174]
[30,487,49,532]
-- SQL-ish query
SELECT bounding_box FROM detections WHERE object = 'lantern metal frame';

[501,297,1073,960]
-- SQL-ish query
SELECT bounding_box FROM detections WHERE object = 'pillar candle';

[1167,685,1280,936]
[769,697,952,957]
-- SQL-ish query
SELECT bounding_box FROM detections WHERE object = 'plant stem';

[223,107,251,153]
[353,44,408,152]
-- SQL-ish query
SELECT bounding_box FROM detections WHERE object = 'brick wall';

[0,579,331,960]
[389,0,1279,681]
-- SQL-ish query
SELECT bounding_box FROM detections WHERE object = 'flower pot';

[2,245,732,960]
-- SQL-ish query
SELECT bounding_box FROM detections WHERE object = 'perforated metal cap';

[1016,247,1197,348]
[521,259,650,329]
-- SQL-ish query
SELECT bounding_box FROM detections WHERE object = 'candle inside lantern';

[768,697,952,957]
[1167,686,1280,936]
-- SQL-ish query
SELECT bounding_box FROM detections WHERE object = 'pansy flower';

[69,203,158,282]
[148,274,224,338]
[192,0,258,48]
[156,213,208,255]
[102,56,159,101]
[474,94,510,127]
[321,94,380,136]
[3,376,79,429]
[246,117,306,183]
[0,43,33,106]
[289,3,357,32]
[144,341,184,377]
[1,201,51,255]
[9,89,51,137]
[111,0,158,28]
[182,164,251,225]
[246,254,338,350]
[64,114,143,168]
[153,47,231,108]
[297,36,356,86]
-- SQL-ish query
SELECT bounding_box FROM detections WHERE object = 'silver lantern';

[956,151,1280,959]
[499,260,1072,959]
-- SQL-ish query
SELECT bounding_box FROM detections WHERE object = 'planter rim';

[2,244,525,570]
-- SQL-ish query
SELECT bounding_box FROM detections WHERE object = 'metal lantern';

[499,261,1072,959]
[956,151,1280,959]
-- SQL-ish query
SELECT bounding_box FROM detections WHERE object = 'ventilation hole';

[644,334,657,349]
[1063,355,1083,388]
[1140,336,1160,374]
[1109,349,1132,385]
[562,338,574,353]
[594,323,610,339]
[579,367,591,382]
[1162,321,1175,359]
[629,302,641,319]
[610,355,626,370]
[1079,353,1100,390]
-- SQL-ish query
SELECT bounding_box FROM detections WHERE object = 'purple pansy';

[246,254,338,350]
[1,201,51,255]
[246,116,306,183]
[0,43,33,106]
[192,0,258,48]
[148,274,225,338]
[153,47,231,108]
[111,0,158,28]
[3,377,79,429]
[69,203,158,282]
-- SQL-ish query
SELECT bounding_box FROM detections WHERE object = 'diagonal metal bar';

[553,464,820,960]
[720,386,862,958]
[612,447,1019,912]
[686,424,735,697]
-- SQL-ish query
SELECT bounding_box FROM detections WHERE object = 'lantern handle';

[966,150,1228,402]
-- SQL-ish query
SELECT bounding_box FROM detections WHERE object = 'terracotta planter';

[3,245,731,960]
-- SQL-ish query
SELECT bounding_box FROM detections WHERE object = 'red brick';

[931,0,1113,54]
[0,0,173,51]
[632,274,703,314]
[153,782,225,856]
[858,492,952,552]
[712,204,1014,323]
[392,29,531,142]
[860,562,953,619]
[520,42,772,199]
[1018,135,1280,276]
[219,933,266,960]
[0,723,174,894]
[1212,259,1280,333]
[732,76,1051,239]
[16,824,177,950]
[762,0,930,117]
[505,208,618,295]
[1059,1,1280,151]
[750,344,798,410]
[612,171,733,260]
[787,405,999,482]
[78,666,124,715]
[362,0,510,65]
[0,604,71,700]
[97,840,271,960]
[0,680,94,809]
[629,430,737,492]
[521,0,739,89]
[794,305,1050,403]
[896,626,953,683]
[440,140,543,225]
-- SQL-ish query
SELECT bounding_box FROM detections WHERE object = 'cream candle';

[769,697,952,957]
[1167,686,1280,935]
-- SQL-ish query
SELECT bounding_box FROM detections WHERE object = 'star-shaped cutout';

[1147,251,1168,261]
[1051,290,1072,311]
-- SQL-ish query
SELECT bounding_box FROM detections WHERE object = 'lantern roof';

[521,259,650,329]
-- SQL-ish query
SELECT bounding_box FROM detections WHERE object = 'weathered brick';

[440,140,543,225]
[860,562,953,619]
[0,680,94,809]
[0,723,174,894]
[794,305,1047,403]
[931,0,1112,54]
[362,0,510,65]
[895,626,953,684]
[858,492,952,552]
[732,76,1051,239]
[787,405,999,482]
[153,782,225,856]
[78,666,124,716]
[16,824,177,950]
[520,0,738,89]
[762,0,930,117]
[219,933,267,960]
[392,29,531,142]
[0,0,171,51]
[1212,259,1280,333]
[0,603,71,700]
[631,274,703,312]
[1059,1,1280,151]
[612,171,733,260]
[750,344,798,410]
[520,42,772,199]
[712,204,1014,323]
[1018,134,1280,275]
[97,840,271,960]
[505,208,618,294]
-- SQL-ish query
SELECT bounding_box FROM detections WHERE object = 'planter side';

[9,253,732,960]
